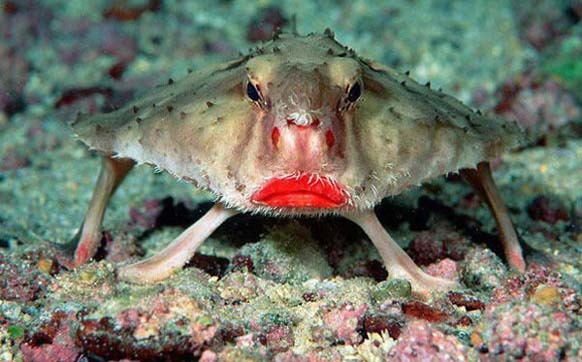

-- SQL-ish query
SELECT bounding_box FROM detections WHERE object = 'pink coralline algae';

[387,320,469,361]
[475,266,581,359]
[258,325,294,353]
[424,258,459,282]
[0,251,52,302]
[489,265,570,307]
[320,303,368,345]
[475,302,579,360]
[21,318,81,362]
[73,291,216,360]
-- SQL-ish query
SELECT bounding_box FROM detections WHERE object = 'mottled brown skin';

[68,31,525,299]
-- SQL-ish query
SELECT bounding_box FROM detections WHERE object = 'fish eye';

[246,82,261,102]
[347,81,362,102]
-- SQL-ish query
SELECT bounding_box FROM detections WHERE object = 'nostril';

[325,130,335,148]
[271,127,280,148]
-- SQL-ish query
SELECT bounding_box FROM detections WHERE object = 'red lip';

[251,173,347,208]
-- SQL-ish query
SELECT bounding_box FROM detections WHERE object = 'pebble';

[533,285,561,306]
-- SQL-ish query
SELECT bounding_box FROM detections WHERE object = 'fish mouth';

[251,173,348,208]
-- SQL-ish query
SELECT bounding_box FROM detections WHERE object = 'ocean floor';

[0,0,581,361]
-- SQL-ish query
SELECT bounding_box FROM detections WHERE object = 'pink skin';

[118,203,237,283]
[59,157,134,268]
[254,68,349,186]
[460,162,526,272]
[344,210,459,299]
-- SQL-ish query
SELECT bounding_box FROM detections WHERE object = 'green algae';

[542,26,582,100]
[460,248,507,292]
[372,279,413,302]
[6,326,24,340]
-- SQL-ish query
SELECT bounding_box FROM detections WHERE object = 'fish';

[66,30,525,298]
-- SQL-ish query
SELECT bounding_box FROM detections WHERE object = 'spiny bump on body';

[323,27,334,38]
